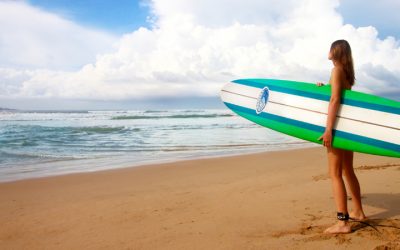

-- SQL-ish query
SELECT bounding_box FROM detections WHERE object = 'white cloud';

[148,0,298,28]
[0,1,116,70]
[0,0,399,103]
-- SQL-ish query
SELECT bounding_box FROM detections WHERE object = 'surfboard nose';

[220,81,232,91]
[220,82,233,104]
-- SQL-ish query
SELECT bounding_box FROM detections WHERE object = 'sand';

[1,147,400,249]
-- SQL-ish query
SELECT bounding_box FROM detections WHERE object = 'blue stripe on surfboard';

[224,102,400,153]
[232,79,400,115]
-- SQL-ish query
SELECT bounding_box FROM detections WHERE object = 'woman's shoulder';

[330,66,345,80]
[330,66,351,89]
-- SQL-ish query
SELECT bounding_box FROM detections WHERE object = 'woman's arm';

[318,67,342,147]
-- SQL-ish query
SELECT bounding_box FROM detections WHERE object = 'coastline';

[1,147,399,249]
[0,142,313,183]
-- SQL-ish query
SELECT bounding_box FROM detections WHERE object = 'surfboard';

[220,79,400,158]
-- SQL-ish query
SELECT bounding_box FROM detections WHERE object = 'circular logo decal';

[256,87,269,114]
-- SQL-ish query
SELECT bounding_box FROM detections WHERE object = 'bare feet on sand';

[324,221,351,234]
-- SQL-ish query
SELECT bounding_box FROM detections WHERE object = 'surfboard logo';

[256,87,270,114]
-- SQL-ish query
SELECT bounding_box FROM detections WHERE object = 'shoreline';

[0,142,314,184]
[1,147,399,249]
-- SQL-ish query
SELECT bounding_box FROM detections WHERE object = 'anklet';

[337,212,349,221]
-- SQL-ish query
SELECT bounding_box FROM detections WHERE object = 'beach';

[1,147,399,249]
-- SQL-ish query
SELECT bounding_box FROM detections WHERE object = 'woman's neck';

[332,60,342,67]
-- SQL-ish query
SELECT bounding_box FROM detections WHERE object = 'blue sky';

[28,0,151,34]
[0,0,399,110]
[338,0,400,39]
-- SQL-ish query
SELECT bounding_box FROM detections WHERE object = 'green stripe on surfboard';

[233,109,400,158]
[236,79,400,109]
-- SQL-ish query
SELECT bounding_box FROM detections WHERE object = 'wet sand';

[1,147,399,249]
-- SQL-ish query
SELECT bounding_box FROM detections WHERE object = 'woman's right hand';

[318,130,332,148]
[316,82,325,87]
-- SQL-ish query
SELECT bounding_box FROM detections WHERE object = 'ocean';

[0,109,312,182]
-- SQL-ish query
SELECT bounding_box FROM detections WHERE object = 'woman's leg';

[328,147,347,213]
[342,150,366,220]
[324,147,351,234]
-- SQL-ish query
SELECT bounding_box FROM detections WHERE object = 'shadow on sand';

[350,193,400,235]
[362,193,400,219]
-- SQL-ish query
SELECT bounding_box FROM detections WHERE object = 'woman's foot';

[350,210,366,221]
[324,221,351,234]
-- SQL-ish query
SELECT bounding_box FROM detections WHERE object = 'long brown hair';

[330,40,355,86]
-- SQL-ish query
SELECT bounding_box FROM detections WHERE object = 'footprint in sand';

[312,174,329,181]
[273,217,400,247]
[355,163,400,171]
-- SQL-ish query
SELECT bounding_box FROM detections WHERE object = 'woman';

[318,40,366,234]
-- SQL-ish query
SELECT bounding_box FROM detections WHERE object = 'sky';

[0,0,399,110]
